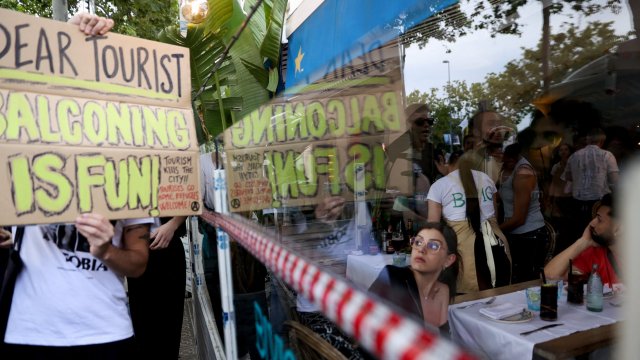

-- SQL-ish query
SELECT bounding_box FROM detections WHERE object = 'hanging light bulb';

[181,0,208,24]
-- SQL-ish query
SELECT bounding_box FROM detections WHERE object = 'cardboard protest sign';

[0,9,189,108]
[224,41,412,212]
[0,9,201,225]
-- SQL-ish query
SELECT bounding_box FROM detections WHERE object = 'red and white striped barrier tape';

[201,210,477,360]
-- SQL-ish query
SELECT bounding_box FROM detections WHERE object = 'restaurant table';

[449,280,621,360]
[345,253,405,290]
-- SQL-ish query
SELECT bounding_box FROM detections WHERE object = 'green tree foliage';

[0,0,178,40]
[97,1,179,40]
[484,21,627,122]
[0,0,58,17]
[407,21,627,146]
[402,0,625,49]
[161,0,288,142]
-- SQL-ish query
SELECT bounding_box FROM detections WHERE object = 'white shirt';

[6,218,154,346]
[562,145,618,201]
[427,170,497,222]
[200,152,219,210]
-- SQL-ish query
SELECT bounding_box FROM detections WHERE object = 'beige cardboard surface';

[0,9,190,108]
[0,89,198,150]
[224,134,411,212]
[0,11,201,225]
[223,88,410,212]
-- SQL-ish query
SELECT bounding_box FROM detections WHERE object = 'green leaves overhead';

[261,0,286,65]
[159,23,239,141]
[407,21,627,147]
[0,0,178,40]
[159,0,288,142]
[204,0,234,35]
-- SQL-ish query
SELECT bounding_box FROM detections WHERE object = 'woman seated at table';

[368,223,460,331]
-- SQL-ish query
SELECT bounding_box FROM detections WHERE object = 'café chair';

[543,220,557,265]
[284,320,348,360]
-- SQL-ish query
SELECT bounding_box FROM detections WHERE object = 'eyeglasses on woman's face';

[410,235,444,253]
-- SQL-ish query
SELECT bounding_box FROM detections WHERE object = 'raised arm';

[544,225,596,280]
[500,168,537,232]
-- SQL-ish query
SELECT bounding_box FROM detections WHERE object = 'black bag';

[474,231,512,290]
[491,239,512,288]
[0,226,24,343]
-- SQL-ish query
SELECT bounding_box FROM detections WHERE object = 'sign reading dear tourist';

[0,9,201,225]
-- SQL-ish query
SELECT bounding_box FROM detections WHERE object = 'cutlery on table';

[520,323,563,336]
[457,296,497,309]
[498,308,528,321]
[609,301,623,307]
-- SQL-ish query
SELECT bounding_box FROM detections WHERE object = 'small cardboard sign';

[0,10,201,225]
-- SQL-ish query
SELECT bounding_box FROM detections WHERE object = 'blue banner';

[285,0,458,91]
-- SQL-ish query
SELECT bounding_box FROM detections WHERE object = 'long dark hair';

[458,154,494,289]
[419,222,461,301]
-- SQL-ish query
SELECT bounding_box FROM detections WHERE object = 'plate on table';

[480,309,533,324]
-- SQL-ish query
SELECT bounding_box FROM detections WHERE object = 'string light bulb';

[181,0,208,24]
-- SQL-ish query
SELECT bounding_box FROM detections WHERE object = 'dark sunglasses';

[414,117,434,126]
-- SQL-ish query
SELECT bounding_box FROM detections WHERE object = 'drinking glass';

[540,282,558,321]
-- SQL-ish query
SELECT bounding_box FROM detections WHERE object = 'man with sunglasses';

[385,104,448,234]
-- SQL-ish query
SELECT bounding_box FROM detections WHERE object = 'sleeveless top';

[499,157,545,234]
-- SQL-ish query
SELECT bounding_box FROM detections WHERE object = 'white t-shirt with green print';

[427,169,497,222]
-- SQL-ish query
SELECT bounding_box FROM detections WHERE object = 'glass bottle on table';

[586,264,603,312]
[385,225,395,254]
[406,218,414,237]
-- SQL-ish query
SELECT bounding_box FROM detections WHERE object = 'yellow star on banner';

[294,46,304,76]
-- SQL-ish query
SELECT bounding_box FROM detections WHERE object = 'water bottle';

[586,264,603,312]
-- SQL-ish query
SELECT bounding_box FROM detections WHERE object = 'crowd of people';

[261,98,628,359]
[369,98,627,346]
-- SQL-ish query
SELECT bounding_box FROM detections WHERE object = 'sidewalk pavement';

[179,297,198,360]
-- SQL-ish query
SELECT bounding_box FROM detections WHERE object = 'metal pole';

[443,60,453,153]
[213,170,237,360]
[542,0,551,94]
[52,0,68,21]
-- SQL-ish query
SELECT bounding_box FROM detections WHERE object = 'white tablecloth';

[449,290,621,360]
[345,254,395,290]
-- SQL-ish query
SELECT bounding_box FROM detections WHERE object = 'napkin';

[479,302,523,320]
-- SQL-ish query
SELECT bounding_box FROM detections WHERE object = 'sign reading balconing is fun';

[0,9,201,225]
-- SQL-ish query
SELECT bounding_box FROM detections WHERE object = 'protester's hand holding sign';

[68,12,115,35]
[75,213,150,277]
[0,9,199,226]
[315,196,346,223]
[0,227,11,248]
